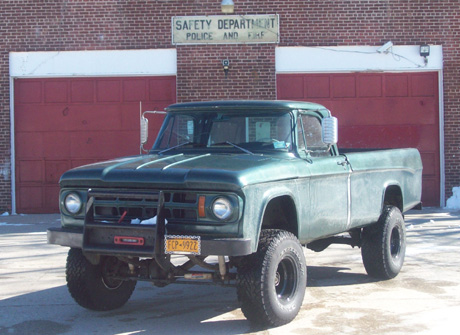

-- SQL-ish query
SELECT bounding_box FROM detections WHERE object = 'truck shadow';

[0,282,249,335]
[307,265,377,287]
[0,265,377,335]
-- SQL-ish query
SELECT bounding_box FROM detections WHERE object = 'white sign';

[172,15,279,44]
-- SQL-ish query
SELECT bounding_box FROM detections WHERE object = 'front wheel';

[237,229,307,327]
[361,205,406,279]
[66,248,136,311]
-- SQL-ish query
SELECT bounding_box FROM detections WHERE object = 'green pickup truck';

[48,100,422,327]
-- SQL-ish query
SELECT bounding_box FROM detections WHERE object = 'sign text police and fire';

[172,15,279,44]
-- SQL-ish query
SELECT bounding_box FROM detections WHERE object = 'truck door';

[297,114,351,239]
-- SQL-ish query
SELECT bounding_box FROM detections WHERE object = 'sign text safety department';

[172,15,279,44]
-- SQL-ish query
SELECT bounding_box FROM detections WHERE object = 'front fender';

[241,180,300,252]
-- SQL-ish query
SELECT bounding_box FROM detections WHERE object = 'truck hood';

[60,153,309,191]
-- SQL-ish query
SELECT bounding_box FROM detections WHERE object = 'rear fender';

[382,183,403,212]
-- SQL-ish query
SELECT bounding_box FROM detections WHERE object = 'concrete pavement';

[0,209,459,335]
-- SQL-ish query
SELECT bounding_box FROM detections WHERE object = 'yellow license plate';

[165,235,201,255]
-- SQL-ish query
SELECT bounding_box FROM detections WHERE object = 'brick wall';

[177,44,276,101]
[0,0,459,211]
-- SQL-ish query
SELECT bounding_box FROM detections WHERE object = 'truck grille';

[82,189,198,256]
[89,189,198,223]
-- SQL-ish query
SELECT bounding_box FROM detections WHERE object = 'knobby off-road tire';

[236,229,307,327]
[361,205,406,279]
[66,248,136,311]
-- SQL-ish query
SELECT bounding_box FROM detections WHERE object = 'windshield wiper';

[224,141,254,155]
[158,141,195,155]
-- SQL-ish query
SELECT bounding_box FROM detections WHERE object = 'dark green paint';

[59,100,422,254]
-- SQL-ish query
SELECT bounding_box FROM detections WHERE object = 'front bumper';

[47,227,252,256]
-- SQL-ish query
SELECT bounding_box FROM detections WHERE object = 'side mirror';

[140,110,167,154]
[140,115,149,145]
[322,116,338,145]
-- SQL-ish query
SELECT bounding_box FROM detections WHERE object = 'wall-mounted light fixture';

[222,59,230,78]
[420,44,430,66]
[221,0,234,14]
[420,44,430,57]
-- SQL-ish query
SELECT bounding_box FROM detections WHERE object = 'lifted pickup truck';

[48,100,422,327]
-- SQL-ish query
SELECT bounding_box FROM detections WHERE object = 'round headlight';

[64,193,82,214]
[212,197,233,220]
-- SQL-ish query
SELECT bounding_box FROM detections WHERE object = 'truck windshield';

[153,111,293,153]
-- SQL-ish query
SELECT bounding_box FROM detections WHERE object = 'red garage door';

[14,76,176,213]
[277,72,440,207]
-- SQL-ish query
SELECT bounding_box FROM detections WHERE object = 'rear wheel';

[66,248,136,311]
[237,229,307,327]
[361,206,406,279]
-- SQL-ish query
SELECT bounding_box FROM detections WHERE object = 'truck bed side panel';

[345,148,423,227]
